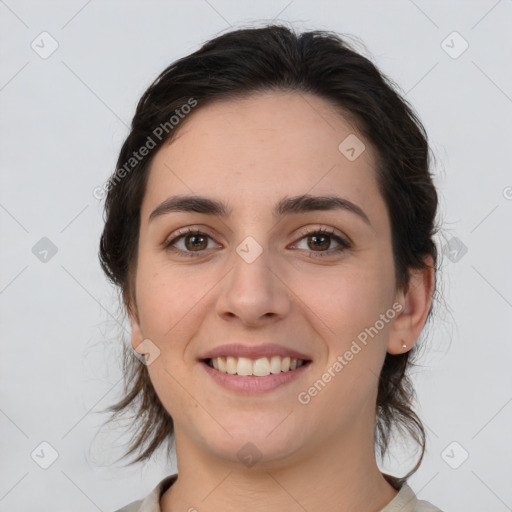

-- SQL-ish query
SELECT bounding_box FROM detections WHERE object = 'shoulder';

[415,499,444,512]
[382,480,444,512]
[113,500,143,512]
[112,474,178,512]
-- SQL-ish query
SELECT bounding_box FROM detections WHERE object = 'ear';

[127,299,145,356]
[387,256,435,354]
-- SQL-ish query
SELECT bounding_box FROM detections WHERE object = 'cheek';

[133,257,212,420]
[295,256,395,340]
[293,263,394,429]
[134,255,211,342]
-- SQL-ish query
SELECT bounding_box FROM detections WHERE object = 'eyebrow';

[148,193,371,226]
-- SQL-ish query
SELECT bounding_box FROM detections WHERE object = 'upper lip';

[199,343,312,361]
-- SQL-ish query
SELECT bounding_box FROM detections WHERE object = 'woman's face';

[129,91,407,466]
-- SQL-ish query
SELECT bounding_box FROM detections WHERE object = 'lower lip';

[200,361,311,394]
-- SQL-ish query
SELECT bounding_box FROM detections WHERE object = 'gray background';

[1,1,511,511]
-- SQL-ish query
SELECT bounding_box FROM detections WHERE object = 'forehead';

[142,91,384,223]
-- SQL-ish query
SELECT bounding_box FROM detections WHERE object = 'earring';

[402,343,407,349]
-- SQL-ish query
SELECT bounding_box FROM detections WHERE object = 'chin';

[198,418,309,467]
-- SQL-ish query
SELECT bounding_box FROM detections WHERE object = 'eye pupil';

[186,234,207,251]
[309,235,330,250]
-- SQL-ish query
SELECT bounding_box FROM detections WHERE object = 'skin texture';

[129,91,434,512]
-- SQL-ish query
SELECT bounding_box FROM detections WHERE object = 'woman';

[100,24,443,512]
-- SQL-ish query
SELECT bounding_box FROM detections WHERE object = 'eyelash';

[163,226,352,259]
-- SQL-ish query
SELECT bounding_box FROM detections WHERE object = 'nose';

[215,245,292,327]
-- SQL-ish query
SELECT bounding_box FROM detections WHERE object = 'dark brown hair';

[98,24,439,487]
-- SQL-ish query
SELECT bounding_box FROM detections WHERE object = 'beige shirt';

[113,474,443,512]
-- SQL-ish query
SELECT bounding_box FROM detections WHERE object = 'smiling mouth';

[203,356,312,377]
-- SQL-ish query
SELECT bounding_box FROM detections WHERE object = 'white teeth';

[226,356,237,374]
[270,355,282,374]
[208,356,307,376]
[253,357,271,377]
[236,357,253,376]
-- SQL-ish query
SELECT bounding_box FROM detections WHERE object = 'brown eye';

[307,233,331,251]
[164,226,351,259]
[183,233,208,251]
[164,229,218,257]
[294,227,351,258]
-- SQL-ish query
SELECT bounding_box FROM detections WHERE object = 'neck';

[160,426,398,512]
